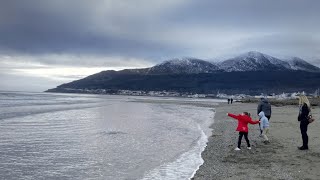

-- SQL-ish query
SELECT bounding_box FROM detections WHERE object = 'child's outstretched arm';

[248,118,260,124]
[226,113,239,120]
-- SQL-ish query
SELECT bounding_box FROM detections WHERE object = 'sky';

[1,0,320,91]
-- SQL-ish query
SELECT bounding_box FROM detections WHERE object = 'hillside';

[47,71,320,95]
[46,52,320,95]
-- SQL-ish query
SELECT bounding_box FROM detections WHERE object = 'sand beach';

[193,102,320,180]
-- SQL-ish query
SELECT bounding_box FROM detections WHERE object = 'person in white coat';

[259,111,270,143]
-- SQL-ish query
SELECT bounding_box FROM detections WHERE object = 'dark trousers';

[300,122,309,148]
[238,132,250,148]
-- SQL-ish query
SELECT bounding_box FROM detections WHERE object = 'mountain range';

[47,51,320,95]
[123,51,320,74]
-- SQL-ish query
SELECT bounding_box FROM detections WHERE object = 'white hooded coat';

[259,111,269,130]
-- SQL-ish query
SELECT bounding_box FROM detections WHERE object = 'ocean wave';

[141,125,209,180]
[97,131,127,136]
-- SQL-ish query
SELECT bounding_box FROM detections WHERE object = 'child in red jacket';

[227,112,260,150]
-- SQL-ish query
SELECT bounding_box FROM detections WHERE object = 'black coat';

[257,99,272,117]
[298,103,310,123]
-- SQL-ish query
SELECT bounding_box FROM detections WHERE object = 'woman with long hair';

[298,95,311,150]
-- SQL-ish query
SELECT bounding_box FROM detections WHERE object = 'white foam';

[141,124,211,180]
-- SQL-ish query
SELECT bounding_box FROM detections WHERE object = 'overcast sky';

[1,0,320,91]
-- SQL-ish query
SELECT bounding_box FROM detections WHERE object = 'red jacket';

[227,113,259,132]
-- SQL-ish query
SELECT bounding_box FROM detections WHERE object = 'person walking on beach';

[231,98,233,104]
[259,111,270,144]
[298,95,312,150]
[257,98,271,135]
[226,112,260,150]
[228,98,230,104]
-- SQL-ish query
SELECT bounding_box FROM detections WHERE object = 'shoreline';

[142,125,210,180]
[192,102,320,179]
[131,98,218,180]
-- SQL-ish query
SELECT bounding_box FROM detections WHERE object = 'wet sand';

[193,102,320,180]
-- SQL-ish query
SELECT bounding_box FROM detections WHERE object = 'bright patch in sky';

[0,55,152,91]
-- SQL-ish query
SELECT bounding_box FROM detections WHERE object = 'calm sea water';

[0,92,217,180]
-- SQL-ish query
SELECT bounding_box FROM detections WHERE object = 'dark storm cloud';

[0,0,186,61]
[0,0,319,65]
[0,0,320,59]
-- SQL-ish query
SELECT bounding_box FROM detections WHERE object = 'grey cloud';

[171,0,320,30]
[0,0,319,65]
[0,0,186,60]
[234,33,320,60]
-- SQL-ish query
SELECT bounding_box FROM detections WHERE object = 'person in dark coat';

[257,98,272,119]
[257,97,272,135]
[298,95,311,150]
[228,98,230,104]
[231,98,233,104]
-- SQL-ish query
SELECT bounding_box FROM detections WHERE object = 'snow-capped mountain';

[218,51,291,72]
[146,57,220,74]
[47,51,320,94]
[117,51,319,75]
[287,57,320,72]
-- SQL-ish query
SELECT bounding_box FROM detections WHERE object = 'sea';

[0,91,221,180]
